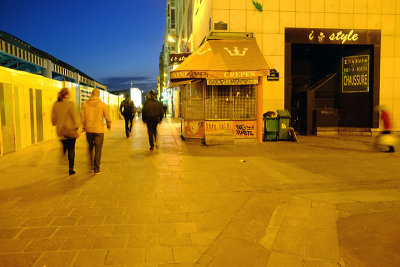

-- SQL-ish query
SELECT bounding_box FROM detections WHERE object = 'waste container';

[263,111,278,141]
[277,109,291,140]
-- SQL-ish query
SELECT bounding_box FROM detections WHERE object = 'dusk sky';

[0,0,166,92]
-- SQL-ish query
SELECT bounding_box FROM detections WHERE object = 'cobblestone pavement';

[0,118,399,267]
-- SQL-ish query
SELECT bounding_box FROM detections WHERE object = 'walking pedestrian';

[81,89,112,173]
[162,103,168,118]
[377,105,395,153]
[120,95,135,137]
[51,88,80,175]
[142,90,164,150]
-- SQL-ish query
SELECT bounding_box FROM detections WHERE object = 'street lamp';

[168,35,175,43]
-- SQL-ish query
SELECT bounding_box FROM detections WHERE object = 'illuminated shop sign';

[169,53,191,65]
[285,28,380,45]
[309,29,358,44]
[342,55,369,93]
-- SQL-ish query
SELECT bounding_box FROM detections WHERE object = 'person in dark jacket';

[120,95,135,137]
[162,103,168,118]
[142,90,164,150]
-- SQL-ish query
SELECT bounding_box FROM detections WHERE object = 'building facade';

[162,0,400,142]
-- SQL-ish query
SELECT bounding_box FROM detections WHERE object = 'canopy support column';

[256,76,263,143]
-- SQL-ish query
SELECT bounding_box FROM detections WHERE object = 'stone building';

[161,0,400,142]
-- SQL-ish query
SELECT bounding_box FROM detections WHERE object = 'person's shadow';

[0,173,93,205]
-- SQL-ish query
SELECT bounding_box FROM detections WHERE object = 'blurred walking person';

[81,89,112,173]
[162,103,168,118]
[51,88,80,175]
[142,90,164,150]
[377,105,396,153]
[120,95,135,137]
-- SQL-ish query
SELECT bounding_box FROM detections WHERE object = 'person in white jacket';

[81,89,111,174]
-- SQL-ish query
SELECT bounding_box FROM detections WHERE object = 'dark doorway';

[290,44,374,134]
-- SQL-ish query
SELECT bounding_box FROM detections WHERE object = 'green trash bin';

[277,109,291,140]
[263,113,279,141]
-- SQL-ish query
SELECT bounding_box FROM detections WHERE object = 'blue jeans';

[86,133,104,171]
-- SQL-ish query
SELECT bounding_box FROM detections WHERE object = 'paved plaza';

[0,118,399,267]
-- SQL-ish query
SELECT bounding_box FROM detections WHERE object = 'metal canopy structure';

[0,30,106,90]
[0,52,43,74]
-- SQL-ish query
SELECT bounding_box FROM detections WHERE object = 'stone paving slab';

[0,118,400,266]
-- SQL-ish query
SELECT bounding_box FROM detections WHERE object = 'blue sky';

[0,0,166,92]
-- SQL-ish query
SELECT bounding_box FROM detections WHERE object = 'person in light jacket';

[81,89,112,174]
[51,88,80,175]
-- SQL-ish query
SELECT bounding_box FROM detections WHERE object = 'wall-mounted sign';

[308,29,358,44]
[285,28,381,45]
[214,21,227,30]
[207,79,258,85]
[267,69,279,81]
[342,55,369,93]
[169,53,191,65]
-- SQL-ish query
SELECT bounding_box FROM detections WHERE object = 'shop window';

[206,85,231,119]
[181,81,204,120]
[232,85,256,119]
[206,84,256,120]
[181,81,256,120]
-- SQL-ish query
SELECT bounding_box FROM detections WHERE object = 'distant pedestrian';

[51,88,80,175]
[120,95,135,137]
[136,106,142,118]
[81,89,112,173]
[142,90,164,150]
[162,103,168,118]
[378,106,397,153]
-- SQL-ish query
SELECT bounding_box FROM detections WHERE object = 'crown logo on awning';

[224,47,248,56]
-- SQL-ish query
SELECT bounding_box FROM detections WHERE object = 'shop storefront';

[285,28,381,135]
[170,39,269,143]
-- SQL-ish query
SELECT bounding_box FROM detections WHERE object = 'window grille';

[205,84,256,120]
[205,85,231,119]
[181,81,204,120]
[181,81,256,120]
[232,85,256,119]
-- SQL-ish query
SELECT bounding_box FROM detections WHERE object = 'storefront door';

[285,28,381,134]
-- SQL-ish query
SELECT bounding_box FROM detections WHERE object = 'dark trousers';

[86,133,104,171]
[146,121,159,148]
[61,138,76,169]
[124,115,133,133]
